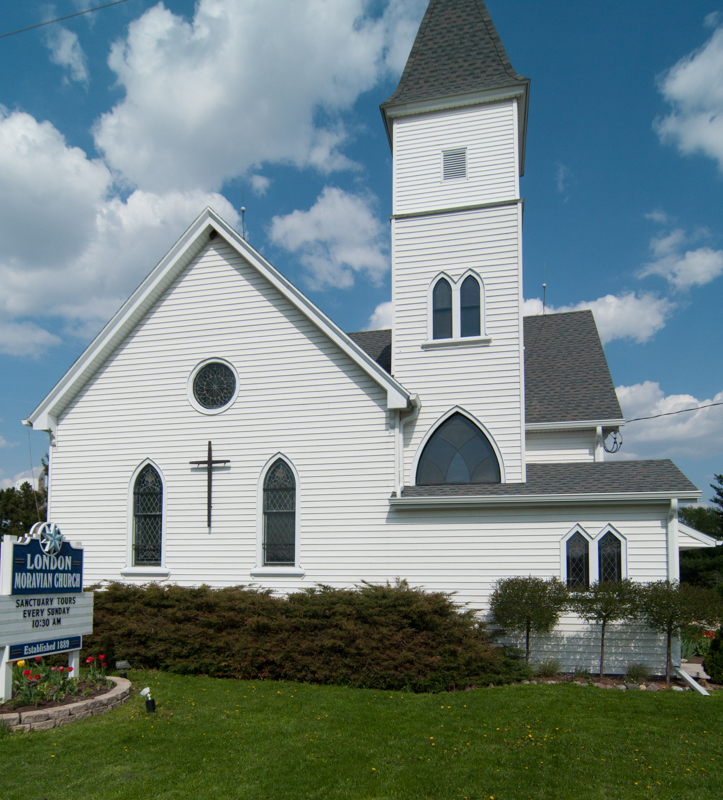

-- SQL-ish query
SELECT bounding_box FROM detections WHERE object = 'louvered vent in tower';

[442,148,467,181]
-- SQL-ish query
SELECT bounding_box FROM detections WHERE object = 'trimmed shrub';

[534,658,561,678]
[703,628,723,685]
[625,663,650,684]
[83,581,530,692]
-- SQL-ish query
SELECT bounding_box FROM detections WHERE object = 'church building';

[25,0,714,672]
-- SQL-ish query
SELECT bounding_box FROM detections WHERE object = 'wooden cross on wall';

[189,441,230,528]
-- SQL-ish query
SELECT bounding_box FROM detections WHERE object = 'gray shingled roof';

[381,0,529,109]
[347,330,392,374]
[524,311,623,424]
[397,460,699,498]
[348,311,623,426]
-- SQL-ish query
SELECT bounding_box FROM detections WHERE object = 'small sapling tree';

[489,576,569,663]
[570,580,638,679]
[637,581,723,685]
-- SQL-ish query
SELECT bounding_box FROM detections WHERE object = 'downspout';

[667,498,681,670]
[395,395,421,497]
[594,426,604,462]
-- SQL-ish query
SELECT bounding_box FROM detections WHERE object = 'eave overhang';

[525,419,626,432]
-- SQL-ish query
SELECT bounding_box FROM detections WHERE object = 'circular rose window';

[193,362,236,410]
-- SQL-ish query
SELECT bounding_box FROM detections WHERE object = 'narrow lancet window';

[417,413,500,485]
[133,464,162,566]
[432,278,453,339]
[598,531,622,582]
[566,532,589,589]
[460,276,481,337]
[263,459,296,566]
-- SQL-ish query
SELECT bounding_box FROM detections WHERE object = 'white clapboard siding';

[525,430,596,463]
[392,204,524,483]
[393,102,518,215]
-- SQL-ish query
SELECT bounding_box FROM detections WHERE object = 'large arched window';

[598,531,622,582]
[416,413,500,485]
[133,464,163,566]
[460,275,481,337]
[263,459,296,566]
[566,532,589,590]
[432,278,453,340]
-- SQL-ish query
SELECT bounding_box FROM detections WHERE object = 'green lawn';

[1,671,720,799]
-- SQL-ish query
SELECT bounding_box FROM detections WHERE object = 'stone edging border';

[0,676,132,733]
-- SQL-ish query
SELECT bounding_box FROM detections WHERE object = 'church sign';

[11,536,83,594]
[0,522,93,703]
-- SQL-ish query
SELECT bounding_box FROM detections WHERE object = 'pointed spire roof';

[384,0,528,106]
[381,0,529,166]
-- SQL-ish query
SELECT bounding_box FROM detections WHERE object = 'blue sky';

[0,0,721,503]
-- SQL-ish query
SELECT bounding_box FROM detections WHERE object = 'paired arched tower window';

[416,412,500,485]
[133,464,163,566]
[431,274,483,340]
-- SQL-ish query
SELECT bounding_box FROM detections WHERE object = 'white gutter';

[525,419,625,432]
[390,490,701,507]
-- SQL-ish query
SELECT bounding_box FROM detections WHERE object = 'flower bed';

[0,676,131,732]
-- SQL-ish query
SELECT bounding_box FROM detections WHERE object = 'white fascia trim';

[26,208,412,430]
[390,490,701,508]
[525,419,625,432]
[678,522,721,548]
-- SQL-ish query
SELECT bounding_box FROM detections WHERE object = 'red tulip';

[23,669,32,677]
[86,656,94,663]
[35,674,40,680]
[67,666,73,672]
[99,654,105,660]
[35,656,42,661]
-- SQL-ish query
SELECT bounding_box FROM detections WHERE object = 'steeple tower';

[384,0,530,486]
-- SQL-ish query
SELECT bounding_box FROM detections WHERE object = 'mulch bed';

[0,680,112,715]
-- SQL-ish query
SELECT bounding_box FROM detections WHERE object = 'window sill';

[250,566,305,578]
[421,336,492,350]
[120,566,170,578]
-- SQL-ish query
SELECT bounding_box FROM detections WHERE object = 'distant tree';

[711,474,723,533]
[489,576,569,663]
[0,477,46,538]
[570,580,638,679]
[637,581,723,685]
[680,505,721,538]
[679,477,723,589]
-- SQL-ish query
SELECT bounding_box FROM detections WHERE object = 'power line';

[0,0,130,40]
[626,401,723,424]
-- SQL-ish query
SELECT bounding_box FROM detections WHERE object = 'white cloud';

[612,382,723,461]
[46,25,89,85]
[555,162,570,193]
[0,435,18,449]
[366,300,392,330]
[0,321,62,358]
[93,0,426,192]
[1,469,39,491]
[522,292,674,344]
[0,109,238,353]
[250,175,270,195]
[268,187,388,289]
[639,224,723,290]
[655,22,723,169]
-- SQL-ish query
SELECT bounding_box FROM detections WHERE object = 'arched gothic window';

[460,275,481,337]
[598,531,622,582]
[566,532,589,589]
[416,413,500,485]
[133,464,163,566]
[432,278,453,340]
[263,459,296,566]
